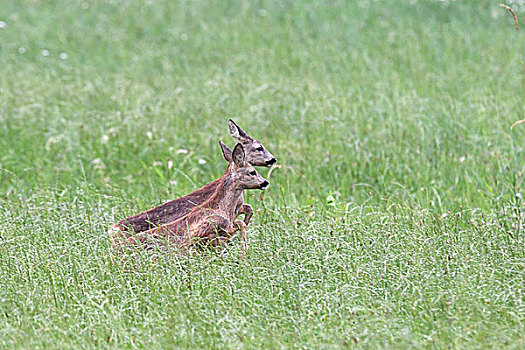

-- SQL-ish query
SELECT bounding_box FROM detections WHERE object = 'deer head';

[221,142,269,190]
[228,119,276,167]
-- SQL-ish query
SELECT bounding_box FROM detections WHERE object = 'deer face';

[229,119,276,167]
[226,143,269,190]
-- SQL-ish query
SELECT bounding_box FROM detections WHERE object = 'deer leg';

[109,224,123,246]
[232,220,248,252]
[126,234,150,248]
[194,217,231,249]
[111,233,145,254]
[238,204,253,225]
[109,223,134,246]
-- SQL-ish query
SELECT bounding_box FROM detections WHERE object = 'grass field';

[0,0,524,348]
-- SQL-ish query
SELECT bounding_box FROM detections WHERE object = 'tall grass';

[0,1,523,348]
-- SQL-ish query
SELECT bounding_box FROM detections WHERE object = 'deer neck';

[204,169,243,219]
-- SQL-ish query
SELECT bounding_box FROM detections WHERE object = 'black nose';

[266,158,276,166]
[260,180,269,189]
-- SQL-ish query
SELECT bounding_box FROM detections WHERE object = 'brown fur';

[112,120,273,237]
[119,144,267,251]
[115,179,221,233]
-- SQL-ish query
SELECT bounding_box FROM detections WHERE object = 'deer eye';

[256,146,263,152]
[249,171,257,176]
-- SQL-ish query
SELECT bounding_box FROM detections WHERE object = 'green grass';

[0,0,524,348]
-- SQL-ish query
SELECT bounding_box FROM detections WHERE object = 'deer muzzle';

[259,180,270,190]
[265,158,276,167]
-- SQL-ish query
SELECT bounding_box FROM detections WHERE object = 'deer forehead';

[235,165,255,174]
[246,140,263,150]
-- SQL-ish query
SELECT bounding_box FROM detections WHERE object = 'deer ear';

[219,141,232,162]
[229,119,249,141]
[232,143,245,166]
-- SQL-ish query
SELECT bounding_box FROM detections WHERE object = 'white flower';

[91,158,106,170]
[146,131,153,140]
[153,161,163,167]
[41,49,50,57]
[0,21,6,29]
[101,134,109,144]
[18,47,26,54]
[198,158,207,165]
[176,149,188,154]
[59,53,68,60]
[45,135,61,151]
[167,160,173,169]
[180,33,188,41]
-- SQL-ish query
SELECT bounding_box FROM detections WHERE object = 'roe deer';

[110,119,275,239]
[121,143,269,251]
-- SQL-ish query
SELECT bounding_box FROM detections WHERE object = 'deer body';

[115,179,222,234]
[112,120,273,238]
[122,144,268,251]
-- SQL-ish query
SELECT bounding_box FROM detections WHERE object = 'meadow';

[0,0,524,348]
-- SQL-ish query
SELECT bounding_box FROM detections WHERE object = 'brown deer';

[120,143,269,251]
[110,119,275,240]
